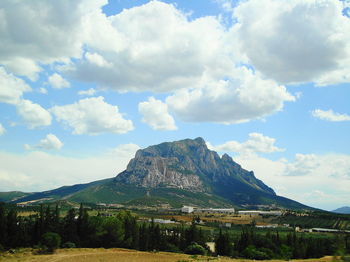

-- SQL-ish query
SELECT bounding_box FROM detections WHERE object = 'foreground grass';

[0,248,334,262]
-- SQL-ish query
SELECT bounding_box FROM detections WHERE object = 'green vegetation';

[0,192,31,202]
[41,232,61,253]
[274,211,350,230]
[1,202,349,260]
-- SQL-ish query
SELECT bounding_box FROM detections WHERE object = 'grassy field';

[0,248,335,262]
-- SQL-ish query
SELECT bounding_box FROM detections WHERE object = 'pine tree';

[77,203,89,246]
[6,209,19,247]
[53,204,60,233]
[63,208,78,245]
[0,202,7,248]
[215,229,232,256]
[139,222,149,251]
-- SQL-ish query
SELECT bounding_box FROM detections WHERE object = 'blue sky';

[0,0,350,210]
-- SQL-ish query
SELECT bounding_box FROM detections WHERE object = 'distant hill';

[0,191,31,202]
[332,206,350,214]
[2,137,311,210]
[2,178,112,205]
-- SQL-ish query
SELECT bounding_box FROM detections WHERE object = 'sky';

[0,0,349,211]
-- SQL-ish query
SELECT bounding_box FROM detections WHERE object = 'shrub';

[62,242,76,248]
[242,245,273,260]
[41,232,61,253]
[184,243,206,255]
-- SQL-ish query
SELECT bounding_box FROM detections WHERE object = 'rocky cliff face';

[114,137,275,196]
[9,137,309,210]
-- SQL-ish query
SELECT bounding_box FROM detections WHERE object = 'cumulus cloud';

[38,88,48,94]
[0,0,108,78]
[48,73,70,89]
[85,52,112,68]
[0,123,5,136]
[139,97,177,131]
[233,0,350,85]
[312,109,350,122]
[50,96,133,135]
[67,0,233,92]
[0,143,139,192]
[0,67,31,104]
[0,0,303,125]
[209,133,284,154]
[167,67,295,123]
[235,152,350,210]
[25,134,63,151]
[78,88,97,96]
[16,99,52,129]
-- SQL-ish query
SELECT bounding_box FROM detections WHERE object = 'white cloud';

[16,99,52,129]
[0,67,31,104]
[0,0,308,126]
[0,123,5,136]
[0,143,139,192]
[48,73,70,89]
[38,88,48,94]
[1,57,42,81]
[85,52,112,68]
[209,133,284,154]
[25,134,63,151]
[139,97,177,131]
[215,0,235,13]
[167,67,295,123]
[0,0,107,78]
[234,152,350,210]
[78,88,97,96]
[50,96,134,135]
[312,109,350,122]
[232,0,350,85]
[67,0,233,92]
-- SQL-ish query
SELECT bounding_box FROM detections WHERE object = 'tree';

[0,202,7,247]
[215,229,233,256]
[138,222,149,251]
[6,209,19,247]
[185,243,206,255]
[62,208,78,245]
[77,203,89,246]
[42,232,61,253]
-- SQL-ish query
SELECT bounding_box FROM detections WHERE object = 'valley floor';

[0,248,335,262]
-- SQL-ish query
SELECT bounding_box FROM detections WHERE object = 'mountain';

[6,137,309,210]
[0,191,31,202]
[332,206,350,214]
[4,178,112,204]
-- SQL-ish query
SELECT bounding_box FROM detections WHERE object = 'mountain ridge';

[2,137,311,210]
[332,206,350,214]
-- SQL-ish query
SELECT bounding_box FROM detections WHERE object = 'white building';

[181,206,194,213]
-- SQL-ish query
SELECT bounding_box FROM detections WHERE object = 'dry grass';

[0,248,335,262]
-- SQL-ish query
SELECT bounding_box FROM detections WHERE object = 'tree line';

[215,224,350,260]
[0,203,209,254]
[1,202,349,260]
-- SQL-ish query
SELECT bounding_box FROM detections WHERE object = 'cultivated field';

[0,248,334,262]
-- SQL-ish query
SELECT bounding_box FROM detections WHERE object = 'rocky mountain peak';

[115,138,276,197]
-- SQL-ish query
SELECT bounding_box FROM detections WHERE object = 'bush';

[184,243,206,255]
[62,242,76,248]
[242,245,273,260]
[41,232,61,253]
